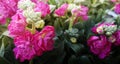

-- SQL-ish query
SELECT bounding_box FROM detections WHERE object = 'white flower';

[99,0,105,3]
[49,5,56,13]
[67,4,78,11]
[23,8,41,23]
[18,0,35,10]
[74,0,85,4]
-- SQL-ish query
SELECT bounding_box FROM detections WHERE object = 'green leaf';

[0,56,11,64]
[78,55,92,64]
[54,20,63,36]
[70,44,84,55]
[68,55,78,64]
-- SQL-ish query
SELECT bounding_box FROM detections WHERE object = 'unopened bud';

[70,37,77,43]
[35,20,45,28]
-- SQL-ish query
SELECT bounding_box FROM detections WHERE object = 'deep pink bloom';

[87,35,111,59]
[8,10,27,37]
[34,1,50,17]
[54,3,68,17]
[71,5,88,21]
[35,26,55,53]
[13,31,38,62]
[114,3,120,14]
[113,30,120,46]
[0,0,18,24]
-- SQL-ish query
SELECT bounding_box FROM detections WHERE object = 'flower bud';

[18,0,35,10]
[26,18,33,24]
[35,20,45,28]
[70,37,77,43]
[106,32,112,36]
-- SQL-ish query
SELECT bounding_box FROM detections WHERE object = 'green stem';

[29,60,33,64]
[93,0,97,5]
[31,22,36,34]
[69,16,74,30]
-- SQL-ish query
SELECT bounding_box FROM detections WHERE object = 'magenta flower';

[54,3,68,17]
[8,10,27,37]
[114,3,120,14]
[35,26,55,52]
[92,22,105,34]
[87,35,111,59]
[0,0,18,24]
[113,30,120,46]
[34,1,50,17]
[71,5,88,21]
[92,22,115,34]
[13,31,38,62]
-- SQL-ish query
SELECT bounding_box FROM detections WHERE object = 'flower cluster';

[8,0,55,62]
[88,21,120,59]
[54,3,89,21]
[13,26,55,62]
[1,0,120,63]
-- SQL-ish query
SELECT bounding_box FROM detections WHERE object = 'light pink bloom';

[13,31,38,62]
[8,10,27,37]
[32,0,48,3]
[54,3,68,17]
[71,5,88,21]
[0,0,18,24]
[35,26,55,53]
[111,0,117,2]
[34,1,50,17]
[114,3,120,14]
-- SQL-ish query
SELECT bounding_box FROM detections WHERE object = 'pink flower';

[87,35,111,59]
[13,31,38,62]
[32,0,48,3]
[0,0,18,24]
[111,0,117,2]
[92,22,114,34]
[113,30,120,46]
[35,26,55,53]
[71,5,88,21]
[114,3,120,14]
[34,1,50,17]
[54,3,68,17]
[8,10,27,37]
[13,26,55,62]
